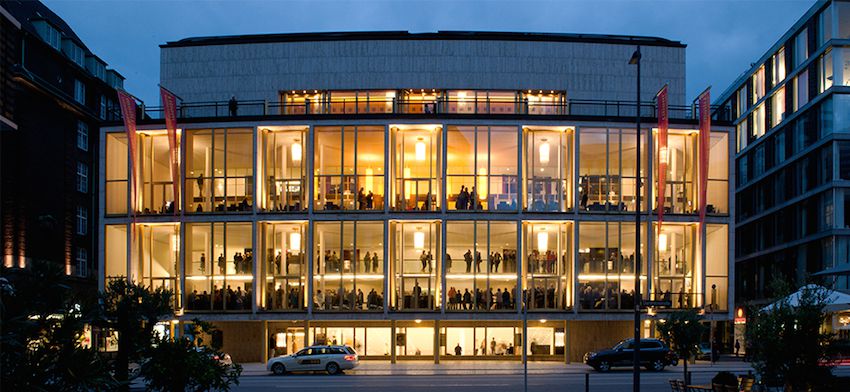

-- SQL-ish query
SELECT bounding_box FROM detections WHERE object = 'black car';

[583,338,678,372]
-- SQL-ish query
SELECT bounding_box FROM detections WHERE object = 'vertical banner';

[656,85,669,231]
[160,87,180,215]
[698,88,712,224]
[117,90,138,217]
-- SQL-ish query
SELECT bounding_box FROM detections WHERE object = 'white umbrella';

[761,284,850,313]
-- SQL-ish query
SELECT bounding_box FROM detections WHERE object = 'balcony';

[135,97,732,122]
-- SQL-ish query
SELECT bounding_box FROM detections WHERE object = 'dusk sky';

[43,0,815,106]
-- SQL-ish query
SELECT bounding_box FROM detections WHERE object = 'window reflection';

[185,129,253,213]
[523,222,572,310]
[392,126,441,211]
[185,222,254,311]
[446,221,517,311]
[314,126,384,211]
[262,127,306,212]
[525,127,573,212]
[447,126,518,211]
[313,221,384,311]
[391,221,440,311]
[261,222,306,311]
[578,222,646,311]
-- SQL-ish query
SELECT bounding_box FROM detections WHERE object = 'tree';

[746,283,835,391]
[657,309,707,383]
[141,319,242,392]
[1,262,116,391]
[99,278,173,391]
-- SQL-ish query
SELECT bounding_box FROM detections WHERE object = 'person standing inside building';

[464,250,473,273]
[735,339,741,357]
[455,343,462,356]
[228,95,238,116]
[420,250,428,272]
[200,252,206,273]
[218,253,226,274]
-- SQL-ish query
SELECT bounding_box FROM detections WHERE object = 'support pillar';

[391,320,397,364]
[564,320,569,364]
[434,320,440,364]
[262,320,269,361]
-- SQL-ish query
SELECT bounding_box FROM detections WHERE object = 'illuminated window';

[707,132,730,215]
[313,221,384,312]
[523,221,573,310]
[185,128,253,213]
[705,225,729,311]
[392,221,440,311]
[525,127,573,212]
[105,224,127,280]
[105,133,128,215]
[653,223,698,309]
[772,48,786,87]
[138,131,179,214]
[445,221,517,312]
[261,127,307,212]
[446,126,518,212]
[260,222,307,311]
[580,128,646,212]
[820,49,834,93]
[134,224,180,309]
[392,125,441,211]
[185,222,254,312]
[578,221,646,311]
[752,66,766,102]
[314,126,385,211]
[771,88,786,127]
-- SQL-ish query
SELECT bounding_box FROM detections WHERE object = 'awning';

[762,284,850,313]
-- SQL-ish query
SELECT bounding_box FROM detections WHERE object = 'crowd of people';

[446,286,515,310]
[195,250,254,275]
[313,288,383,311]
[267,250,304,276]
[446,249,518,274]
[186,285,253,310]
[265,285,302,310]
[317,250,381,274]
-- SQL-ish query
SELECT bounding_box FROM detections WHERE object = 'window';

[772,48,786,87]
[33,20,61,49]
[75,248,88,278]
[77,121,88,151]
[105,224,127,279]
[74,79,85,104]
[62,40,85,67]
[313,221,384,312]
[707,133,730,215]
[706,225,729,311]
[578,222,646,310]
[794,70,809,111]
[391,125,442,211]
[819,50,834,93]
[752,66,766,103]
[736,86,748,117]
[523,221,573,310]
[580,128,647,212]
[445,221,518,312]
[838,48,850,86]
[313,126,384,211]
[793,29,808,69]
[76,206,87,235]
[262,127,307,211]
[86,57,106,80]
[525,127,574,212]
[752,104,766,138]
[105,133,128,214]
[138,131,180,214]
[76,162,88,193]
[393,221,440,311]
[135,224,180,308]
[260,222,307,311]
[654,130,698,214]
[185,128,253,213]
[100,96,108,120]
[653,223,698,309]
[771,88,786,127]
[839,1,850,39]
[446,126,518,212]
[185,222,253,311]
[736,119,748,152]
[819,5,834,46]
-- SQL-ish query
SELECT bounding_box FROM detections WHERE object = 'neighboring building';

[1,0,124,290]
[100,31,733,363]
[715,0,850,305]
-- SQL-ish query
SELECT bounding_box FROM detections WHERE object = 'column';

[434,320,440,364]
[391,320,397,364]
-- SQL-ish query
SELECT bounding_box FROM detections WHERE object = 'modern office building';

[715,0,850,307]
[1,0,124,289]
[99,31,733,362]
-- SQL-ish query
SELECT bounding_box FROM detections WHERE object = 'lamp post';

[629,45,642,392]
[523,288,528,392]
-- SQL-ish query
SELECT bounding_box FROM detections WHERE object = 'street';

[222,360,850,392]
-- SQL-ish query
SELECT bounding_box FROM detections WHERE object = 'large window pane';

[313,221,384,311]
[185,129,254,213]
[138,131,179,214]
[392,125,441,211]
[392,221,440,311]
[523,221,572,310]
[525,127,573,212]
[261,222,306,311]
[262,127,306,211]
[106,133,128,215]
[580,128,647,212]
[105,224,127,280]
[706,224,729,311]
[578,222,646,311]
[185,222,253,312]
[653,223,697,309]
[708,133,730,215]
[135,224,180,309]
[657,131,698,214]
[315,126,385,211]
[446,221,517,312]
[447,126,517,211]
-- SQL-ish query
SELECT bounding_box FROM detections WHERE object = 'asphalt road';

[231,369,745,392]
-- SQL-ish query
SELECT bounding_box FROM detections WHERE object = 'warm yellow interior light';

[415,138,426,161]
[291,141,302,162]
[539,139,550,164]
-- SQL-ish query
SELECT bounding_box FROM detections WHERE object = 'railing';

[137,98,732,122]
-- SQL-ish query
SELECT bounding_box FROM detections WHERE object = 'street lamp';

[629,45,642,392]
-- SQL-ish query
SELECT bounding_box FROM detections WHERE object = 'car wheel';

[649,359,665,371]
[326,362,340,375]
[670,358,679,366]
[597,361,610,372]
[271,363,286,375]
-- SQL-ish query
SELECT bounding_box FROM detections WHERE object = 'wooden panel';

[567,320,631,362]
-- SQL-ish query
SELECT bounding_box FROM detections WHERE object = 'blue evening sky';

[43,0,815,105]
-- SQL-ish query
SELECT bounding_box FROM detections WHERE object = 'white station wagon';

[267,345,359,375]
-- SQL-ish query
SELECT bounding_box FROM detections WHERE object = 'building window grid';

[77,121,89,151]
[76,206,88,235]
[77,162,88,193]
[75,248,88,278]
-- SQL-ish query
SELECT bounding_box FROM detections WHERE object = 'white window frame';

[77,162,88,193]
[74,79,86,104]
[75,248,88,277]
[77,121,89,151]
[76,206,88,235]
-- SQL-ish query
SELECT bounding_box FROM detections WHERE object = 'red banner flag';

[698,88,711,224]
[656,85,669,230]
[117,90,138,217]
[160,86,180,215]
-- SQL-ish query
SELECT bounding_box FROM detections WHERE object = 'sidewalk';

[239,359,755,377]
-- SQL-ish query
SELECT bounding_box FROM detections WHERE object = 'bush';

[712,371,738,387]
